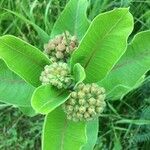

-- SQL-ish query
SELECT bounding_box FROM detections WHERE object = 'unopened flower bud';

[66,105,74,112]
[57,43,66,51]
[56,51,64,59]
[69,99,76,105]
[71,92,77,98]
[40,62,72,89]
[96,107,104,113]
[76,112,83,119]
[43,31,78,62]
[62,83,106,122]
[88,98,96,105]
[74,105,79,112]
[84,112,90,119]
[79,99,86,105]
[88,107,95,115]
[79,106,86,113]
[78,91,85,99]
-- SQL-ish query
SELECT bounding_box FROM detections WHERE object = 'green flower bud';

[67,114,72,120]
[96,107,104,113]
[82,86,90,93]
[40,62,72,89]
[88,106,95,115]
[57,43,66,51]
[44,31,78,62]
[72,117,79,122]
[77,91,85,99]
[74,105,79,112]
[66,105,74,112]
[88,98,96,105]
[56,51,64,59]
[62,83,106,122]
[84,112,90,119]
[69,98,76,105]
[76,112,83,119]
[78,99,86,105]
[79,106,86,113]
[71,92,77,98]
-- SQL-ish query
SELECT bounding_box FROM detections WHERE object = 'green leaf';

[5,9,50,43]
[0,59,34,107]
[113,137,122,150]
[73,63,86,85]
[82,119,99,150]
[0,35,50,87]
[71,8,134,83]
[0,59,36,116]
[99,30,150,100]
[42,107,87,150]
[51,0,90,40]
[18,106,36,117]
[31,85,69,114]
[116,119,150,125]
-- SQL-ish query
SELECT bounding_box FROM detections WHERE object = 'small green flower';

[40,62,73,89]
[62,83,106,122]
[44,31,78,62]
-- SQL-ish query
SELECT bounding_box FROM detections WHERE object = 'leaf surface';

[71,8,134,83]
[0,35,50,87]
[99,30,150,100]
[51,0,90,40]
[31,85,69,114]
[82,119,99,150]
[0,60,34,106]
[73,63,86,85]
[19,106,36,116]
[0,60,36,116]
[42,107,87,150]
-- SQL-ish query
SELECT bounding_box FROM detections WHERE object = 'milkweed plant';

[0,0,150,150]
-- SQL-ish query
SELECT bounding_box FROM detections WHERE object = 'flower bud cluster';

[62,83,106,122]
[44,31,78,62]
[40,62,72,89]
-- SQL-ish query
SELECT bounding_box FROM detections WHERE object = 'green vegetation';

[0,0,150,149]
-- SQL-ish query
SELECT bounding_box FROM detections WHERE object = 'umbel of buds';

[62,83,106,122]
[44,31,78,62]
[40,62,72,89]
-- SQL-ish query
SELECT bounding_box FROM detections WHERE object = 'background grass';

[0,0,150,149]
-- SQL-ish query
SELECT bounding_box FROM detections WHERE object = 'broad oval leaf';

[0,35,50,87]
[42,107,87,150]
[73,63,86,85]
[82,119,99,150]
[51,0,90,40]
[31,85,69,114]
[0,59,34,107]
[99,30,150,100]
[71,8,134,83]
[0,60,36,116]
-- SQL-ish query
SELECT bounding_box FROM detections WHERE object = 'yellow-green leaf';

[71,8,134,83]
[0,35,50,87]
[42,107,87,150]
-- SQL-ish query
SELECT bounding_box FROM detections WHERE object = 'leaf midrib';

[0,78,25,84]
[38,89,67,112]
[0,39,46,69]
[83,10,129,69]
[73,0,80,35]
[112,48,150,71]
[60,118,68,150]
